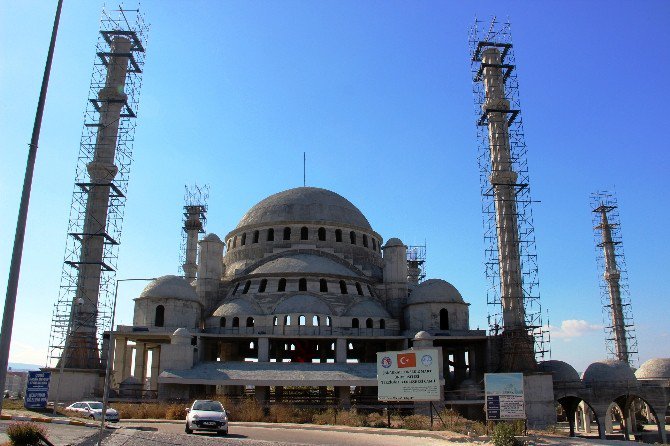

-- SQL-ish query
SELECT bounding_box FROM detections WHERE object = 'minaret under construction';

[470,19,546,372]
[48,8,147,372]
[591,191,638,365]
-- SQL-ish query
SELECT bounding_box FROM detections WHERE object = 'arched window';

[349,231,356,245]
[362,234,368,248]
[313,315,320,326]
[258,279,267,293]
[284,315,291,326]
[278,278,286,292]
[318,227,326,241]
[367,284,374,296]
[241,233,246,246]
[246,317,254,327]
[355,282,363,296]
[232,236,237,248]
[233,317,240,327]
[326,316,332,326]
[299,278,307,291]
[253,230,259,243]
[232,283,240,295]
[267,228,275,241]
[301,226,309,240]
[220,317,226,327]
[242,281,251,294]
[339,280,347,294]
[299,315,306,326]
[372,238,376,251]
[379,319,385,329]
[320,279,328,292]
[249,341,255,349]
[440,308,449,330]
[227,240,231,250]
[154,305,165,327]
[366,318,373,329]
[352,318,359,328]
[335,229,342,242]
[283,227,291,240]
[273,316,278,326]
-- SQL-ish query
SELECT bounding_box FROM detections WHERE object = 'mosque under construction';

[43,7,669,443]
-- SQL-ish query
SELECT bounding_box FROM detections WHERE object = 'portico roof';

[158,361,378,387]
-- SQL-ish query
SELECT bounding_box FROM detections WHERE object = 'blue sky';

[1,1,668,372]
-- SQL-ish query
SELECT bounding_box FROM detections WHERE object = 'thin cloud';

[551,319,602,341]
[10,341,46,366]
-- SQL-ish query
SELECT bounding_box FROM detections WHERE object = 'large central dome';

[236,187,372,230]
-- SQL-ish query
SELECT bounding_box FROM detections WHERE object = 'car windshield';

[88,403,103,409]
[192,401,223,412]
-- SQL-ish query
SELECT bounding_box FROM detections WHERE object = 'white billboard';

[485,373,525,420]
[376,349,440,401]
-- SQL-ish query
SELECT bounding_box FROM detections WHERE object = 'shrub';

[402,414,430,430]
[334,409,365,427]
[165,404,187,420]
[6,422,46,446]
[312,408,337,425]
[491,422,520,446]
[234,398,265,422]
[365,412,388,428]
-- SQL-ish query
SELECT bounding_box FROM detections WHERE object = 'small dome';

[236,187,371,230]
[250,253,359,277]
[202,233,223,243]
[414,331,433,340]
[274,295,331,314]
[139,275,199,302]
[407,279,464,305]
[345,300,390,318]
[384,238,404,248]
[213,299,263,317]
[582,360,637,383]
[635,358,670,379]
[538,360,580,382]
[172,328,190,337]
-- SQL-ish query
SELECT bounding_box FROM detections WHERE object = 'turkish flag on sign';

[397,353,416,368]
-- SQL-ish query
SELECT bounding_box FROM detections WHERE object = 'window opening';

[352,318,359,328]
[362,234,368,247]
[299,278,307,291]
[380,319,385,329]
[355,282,363,296]
[246,317,254,327]
[241,233,246,246]
[320,279,328,292]
[154,305,164,327]
[301,226,308,240]
[220,317,226,327]
[283,227,291,240]
[242,281,251,294]
[258,279,267,293]
[366,318,373,328]
[233,317,239,327]
[339,280,347,294]
[253,230,259,243]
[267,228,274,241]
[349,231,356,244]
[335,229,342,242]
[278,278,286,292]
[299,315,306,326]
[313,315,320,326]
[440,308,449,330]
[318,227,326,241]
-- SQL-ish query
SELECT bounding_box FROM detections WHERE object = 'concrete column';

[62,37,133,369]
[255,386,269,406]
[112,337,127,385]
[580,401,592,433]
[335,338,347,363]
[123,343,133,381]
[149,347,160,391]
[336,386,351,409]
[183,206,204,281]
[382,239,408,318]
[196,234,224,311]
[598,208,629,362]
[133,343,146,382]
[480,47,524,330]
[258,337,269,362]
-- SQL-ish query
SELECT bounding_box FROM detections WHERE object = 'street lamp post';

[98,278,155,446]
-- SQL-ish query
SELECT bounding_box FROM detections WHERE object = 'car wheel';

[185,423,192,434]
[218,429,228,436]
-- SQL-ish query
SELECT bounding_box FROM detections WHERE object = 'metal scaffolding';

[179,184,209,279]
[469,18,548,361]
[590,191,638,367]
[47,6,148,369]
[406,244,426,285]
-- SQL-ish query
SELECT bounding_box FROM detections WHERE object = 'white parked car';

[65,401,119,422]
[185,400,228,435]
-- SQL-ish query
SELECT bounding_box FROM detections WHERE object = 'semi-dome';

[407,279,464,305]
[635,358,670,379]
[582,360,637,384]
[345,300,390,318]
[236,187,371,230]
[384,238,404,248]
[138,275,199,302]
[538,360,580,382]
[274,295,332,314]
[213,299,263,317]
[250,253,359,277]
[202,233,223,243]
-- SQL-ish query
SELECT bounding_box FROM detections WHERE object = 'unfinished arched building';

[111,187,499,410]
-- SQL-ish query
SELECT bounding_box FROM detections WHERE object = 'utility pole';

[0,0,64,415]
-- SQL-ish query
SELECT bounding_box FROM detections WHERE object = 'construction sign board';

[24,371,51,409]
[485,373,525,420]
[377,349,440,401]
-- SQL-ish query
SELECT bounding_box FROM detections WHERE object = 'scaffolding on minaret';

[179,184,209,280]
[47,6,148,369]
[469,18,548,366]
[407,244,426,285]
[590,191,638,367]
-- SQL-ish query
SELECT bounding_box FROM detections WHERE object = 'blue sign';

[25,371,51,409]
